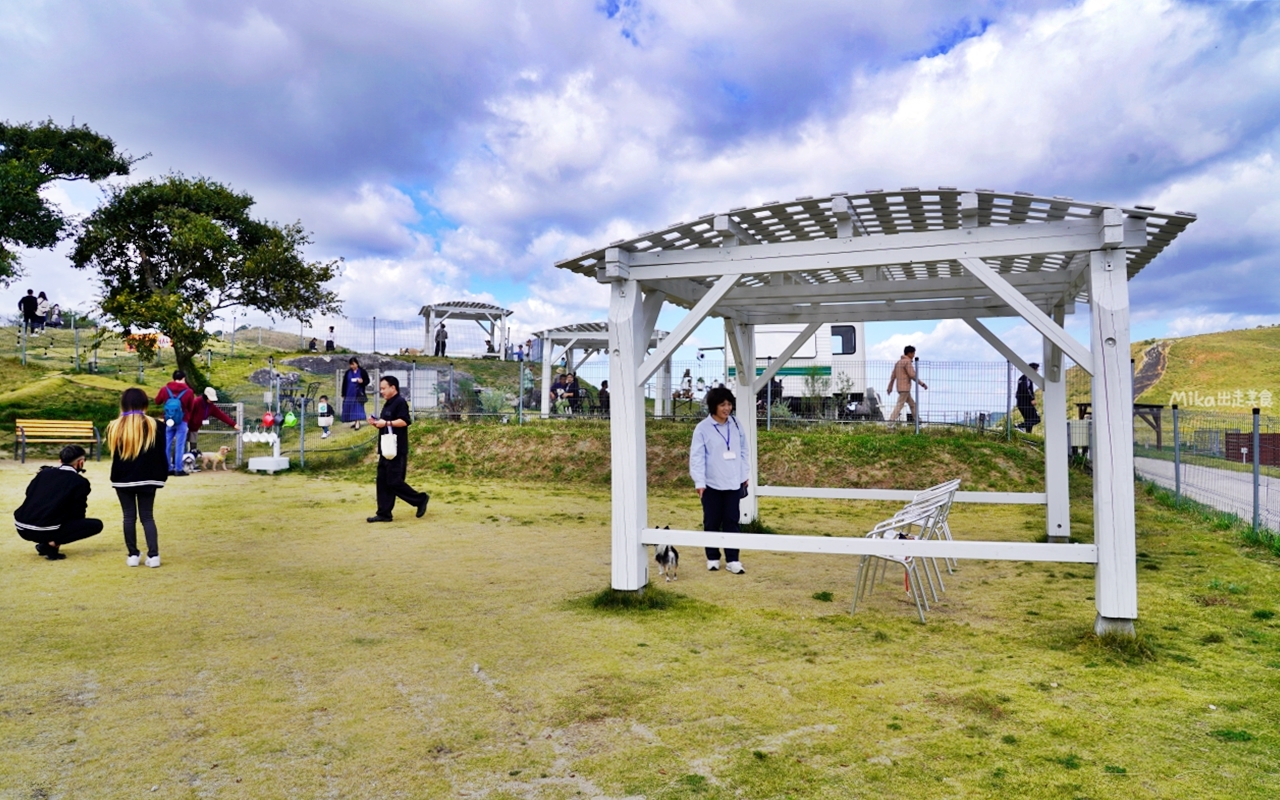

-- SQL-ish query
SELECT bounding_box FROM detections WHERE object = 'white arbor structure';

[419,301,513,359]
[554,188,1195,635]
[535,322,670,418]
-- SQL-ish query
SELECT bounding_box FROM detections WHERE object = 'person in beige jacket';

[887,346,927,424]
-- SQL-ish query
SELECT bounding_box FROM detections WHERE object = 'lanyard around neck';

[712,417,734,449]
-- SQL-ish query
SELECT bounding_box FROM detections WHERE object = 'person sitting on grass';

[13,445,103,561]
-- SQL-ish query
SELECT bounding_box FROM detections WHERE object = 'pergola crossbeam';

[638,274,740,385]
[964,317,1044,387]
[959,257,1093,374]
[752,323,823,394]
[641,528,1098,563]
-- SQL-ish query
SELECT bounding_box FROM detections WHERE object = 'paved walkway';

[1135,456,1280,530]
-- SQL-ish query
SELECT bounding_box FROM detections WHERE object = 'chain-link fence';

[1132,407,1280,533]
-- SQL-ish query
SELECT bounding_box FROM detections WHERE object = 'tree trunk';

[173,345,209,392]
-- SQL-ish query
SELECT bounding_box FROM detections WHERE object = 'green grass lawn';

[3,459,1279,798]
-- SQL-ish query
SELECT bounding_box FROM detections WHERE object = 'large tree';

[0,120,135,283]
[72,175,342,387]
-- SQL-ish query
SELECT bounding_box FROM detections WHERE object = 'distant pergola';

[554,187,1195,635]
[534,322,670,418]
[418,301,513,359]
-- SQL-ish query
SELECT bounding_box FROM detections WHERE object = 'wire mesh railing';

[1132,406,1280,533]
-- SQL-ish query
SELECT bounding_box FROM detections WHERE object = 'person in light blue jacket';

[689,385,750,574]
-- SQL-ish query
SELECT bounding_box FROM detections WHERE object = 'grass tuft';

[1079,630,1158,663]
[1210,729,1255,742]
[572,585,711,614]
[740,516,777,534]
[1252,609,1275,620]
[812,591,834,602]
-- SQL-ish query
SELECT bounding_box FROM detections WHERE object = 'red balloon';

[263,412,275,427]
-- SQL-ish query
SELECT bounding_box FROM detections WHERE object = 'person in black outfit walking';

[1015,363,1041,433]
[367,375,429,522]
[13,445,104,560]
[18,289,38,334]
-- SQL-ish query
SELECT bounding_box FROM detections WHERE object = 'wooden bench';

[15,419,101,463]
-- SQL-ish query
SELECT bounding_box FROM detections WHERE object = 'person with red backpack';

[154,370,196,476]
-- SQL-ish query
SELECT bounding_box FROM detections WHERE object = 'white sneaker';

[727,561,745,574]
[145,556,161,568]
[707,560,720,571]
[126,555,140,567]
[322,431,331,439]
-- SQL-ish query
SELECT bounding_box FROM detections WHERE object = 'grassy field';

[3,458,1279,798]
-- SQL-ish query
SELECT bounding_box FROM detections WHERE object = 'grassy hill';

[320,420,1048,494]
[1059,324,1280,416]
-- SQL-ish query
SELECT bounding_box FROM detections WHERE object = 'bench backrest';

[15,419,99,440]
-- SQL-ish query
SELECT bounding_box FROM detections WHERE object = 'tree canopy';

[0,120,135,283]
[71,175,342,386]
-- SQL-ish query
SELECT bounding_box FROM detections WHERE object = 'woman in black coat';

[341,357,370,430]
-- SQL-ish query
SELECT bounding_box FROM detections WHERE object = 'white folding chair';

[851,506,937,623]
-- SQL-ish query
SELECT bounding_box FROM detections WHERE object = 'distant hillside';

[1135,326,1280,410]
[1060,325,1280,415]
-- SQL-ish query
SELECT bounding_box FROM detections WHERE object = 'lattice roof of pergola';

[418,301,513,320]
[536,321,668,349]
[553,187,1196,325]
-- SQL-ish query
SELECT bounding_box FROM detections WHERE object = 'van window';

[832,325,857,355]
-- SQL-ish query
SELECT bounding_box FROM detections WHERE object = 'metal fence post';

[913,357,921,435]
[518,362,525,425]
[372,317,377,354]
[1253,407,1261,532]
[1005,360,1012,440]
[299,395,306,470]
[20,323,26,366]
[73,314,80,372]
[1172,404,1181,507]
[766,356,773,432]
[235,403,244,466]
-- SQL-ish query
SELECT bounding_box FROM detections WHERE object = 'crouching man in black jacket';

[13,445,103,560]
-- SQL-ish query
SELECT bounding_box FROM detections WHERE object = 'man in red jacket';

[187,386,239,460]
[155,370,196,476]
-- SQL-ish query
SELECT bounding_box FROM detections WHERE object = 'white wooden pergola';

[535,322,671,418]
[554,188,1195,635]
[418,301,513,359]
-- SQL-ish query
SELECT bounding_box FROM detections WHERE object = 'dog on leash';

[654,528,679,582]
[202,446,231,471]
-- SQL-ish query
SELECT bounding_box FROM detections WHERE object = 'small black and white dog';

[654,529,679,582]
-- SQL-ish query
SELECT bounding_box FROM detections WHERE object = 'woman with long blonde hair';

[106,388,169,567]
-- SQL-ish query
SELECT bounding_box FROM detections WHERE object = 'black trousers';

[17,518,104,547]
[117,487,159,557]
[433,341,446,357]
[701,487,741,562]
[377,456,427,518]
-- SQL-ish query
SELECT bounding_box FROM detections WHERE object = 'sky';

[2,0,1279,363]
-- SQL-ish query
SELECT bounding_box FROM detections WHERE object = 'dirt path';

[1133,340,1170,398]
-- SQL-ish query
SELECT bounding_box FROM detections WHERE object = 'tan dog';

[202,446,231,471]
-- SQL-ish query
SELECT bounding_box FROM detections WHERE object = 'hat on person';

[556,368,565,375]
[204,387,218,401]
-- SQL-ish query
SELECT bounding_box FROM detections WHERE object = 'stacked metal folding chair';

[850,479,960,623]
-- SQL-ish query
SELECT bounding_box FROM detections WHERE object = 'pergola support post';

[656,358,673,417]
[1044,303,1070,543]
[609,279,650,590]
[1089,249,1138,636]
[540,348,553,419]
[727,320,759,523]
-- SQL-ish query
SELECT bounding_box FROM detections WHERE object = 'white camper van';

[728,322,869,405]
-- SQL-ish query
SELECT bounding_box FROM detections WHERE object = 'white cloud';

[1167,312,1280,338]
